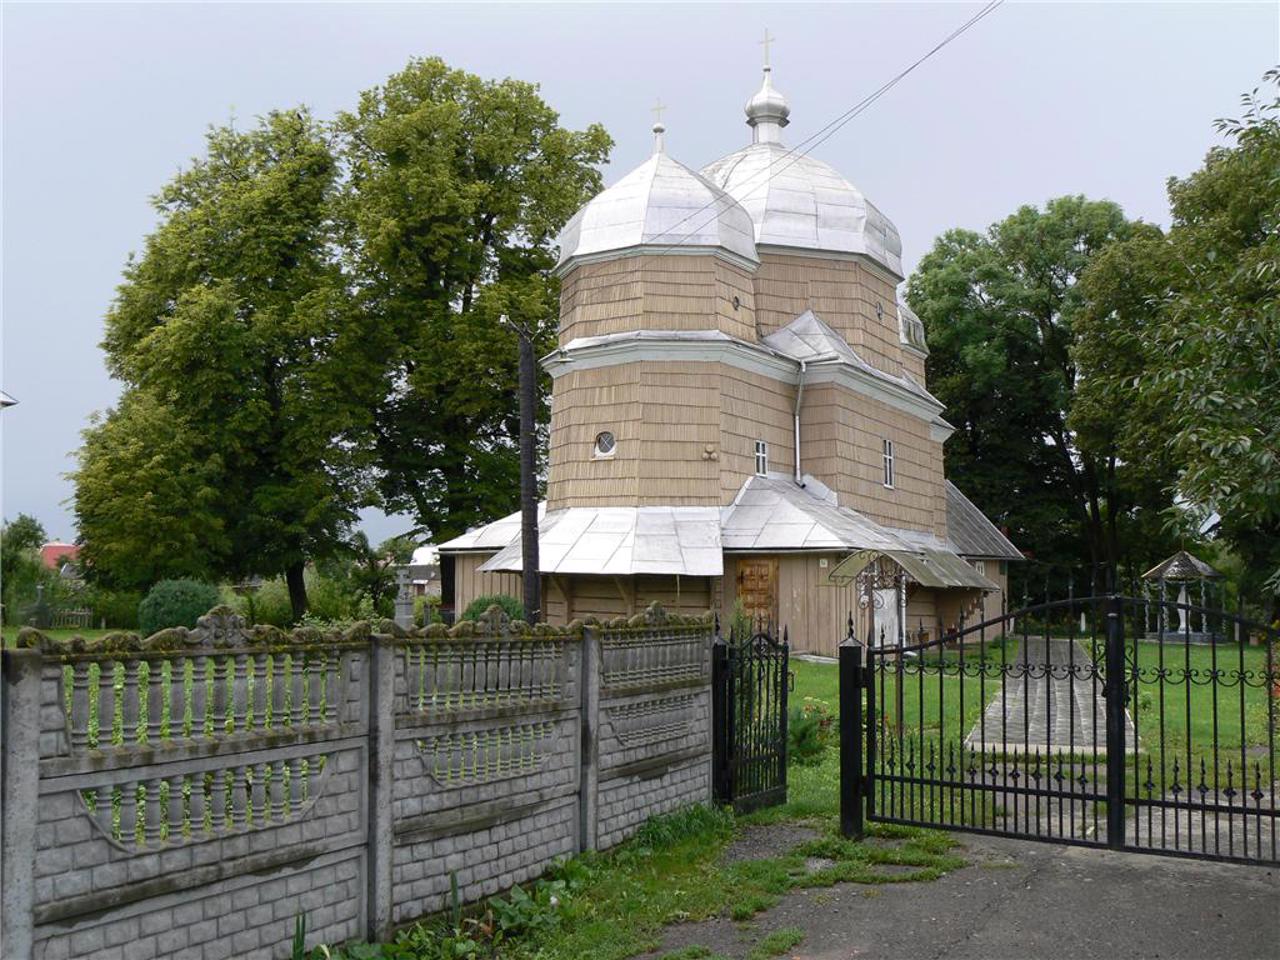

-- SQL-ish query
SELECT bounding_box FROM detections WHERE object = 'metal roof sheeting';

[476,506,723,577]
[442,478,1014,590]
[944,482,1022,560]
[436,504,546,552]
[721,475,905,552]
[556,149,758,272]
[701,142,903,277]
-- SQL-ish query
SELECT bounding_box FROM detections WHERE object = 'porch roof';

[468,506,724,577]
[723,476,999,591]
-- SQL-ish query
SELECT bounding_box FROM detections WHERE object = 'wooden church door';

[736,557,779,631]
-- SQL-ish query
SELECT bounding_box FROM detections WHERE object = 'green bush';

[307,572,358,623]
[788,696,836,765]
[138,579,220,635]
[83,585,143,629]
[415,593,444,627]
[460,594,524,622]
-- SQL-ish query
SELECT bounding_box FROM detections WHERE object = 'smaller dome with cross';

[555,121,759,276]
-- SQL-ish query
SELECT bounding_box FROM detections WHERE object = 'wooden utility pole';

[503,315,542,622]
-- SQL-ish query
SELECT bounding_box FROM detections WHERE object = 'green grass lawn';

[794,636,1018,744]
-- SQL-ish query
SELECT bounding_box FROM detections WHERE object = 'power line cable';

[644,0,1005,254]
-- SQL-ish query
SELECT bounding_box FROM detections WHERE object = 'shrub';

[460,594,524,623]
[82,585,143,629]
[415,593,444,627]
[138,579,220,635]
[788,696,836,765]
[307,572,358,623]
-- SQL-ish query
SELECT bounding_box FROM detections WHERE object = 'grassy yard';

[793,636,1018,747]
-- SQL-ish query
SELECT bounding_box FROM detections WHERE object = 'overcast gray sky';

[3,1,1277,546]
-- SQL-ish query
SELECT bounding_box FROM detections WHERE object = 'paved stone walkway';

[965,637,1136,755]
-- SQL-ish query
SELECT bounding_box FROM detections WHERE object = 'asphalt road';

[646,833,1278,960]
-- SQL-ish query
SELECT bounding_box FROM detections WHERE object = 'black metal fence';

[713,624,790,813]
[840,595,1279,865]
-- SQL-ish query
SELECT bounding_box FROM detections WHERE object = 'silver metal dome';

[701,70,904,278]
[555,127,759,275]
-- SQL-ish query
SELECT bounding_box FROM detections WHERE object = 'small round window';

[594,431,616,458]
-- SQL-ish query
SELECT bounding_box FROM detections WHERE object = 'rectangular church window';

[882,438,895,488]
[755,439,768,476]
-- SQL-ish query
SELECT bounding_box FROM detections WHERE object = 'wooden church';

[439,62,1020,655]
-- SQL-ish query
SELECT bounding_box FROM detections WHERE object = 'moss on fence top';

[13,601,715,656]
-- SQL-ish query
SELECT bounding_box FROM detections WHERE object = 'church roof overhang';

[542,329,946,425]
[470,505,724,577]
[553,243,759,279]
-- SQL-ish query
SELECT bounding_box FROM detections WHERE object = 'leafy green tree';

[75,390,228,589]
[1,514,48,624]
[334,57,612,542]
[76,109,382,619]
[320,531,416,618]
[1081,69,1280,610]
[908,197,1179,591]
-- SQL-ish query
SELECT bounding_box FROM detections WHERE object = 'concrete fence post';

[578,626,600,852]
[2,648,41,960]
[367,637,396,941]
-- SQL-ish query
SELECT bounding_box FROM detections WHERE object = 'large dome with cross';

[700,63,904,278]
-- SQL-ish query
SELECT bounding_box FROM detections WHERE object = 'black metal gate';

[713,625,790,813]
[839,595,1279,865]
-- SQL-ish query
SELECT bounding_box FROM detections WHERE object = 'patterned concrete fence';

[1,602,714,960]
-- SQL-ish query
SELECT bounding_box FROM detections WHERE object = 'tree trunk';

[518,330,542,622]
[286,561,309,623]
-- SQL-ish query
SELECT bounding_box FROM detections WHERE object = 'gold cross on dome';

[651,98,667,125]
[759,28,775,67]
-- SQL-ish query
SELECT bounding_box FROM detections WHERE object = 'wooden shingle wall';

[802,382,947,536]
[549,361,802,509]
[637,362,722,506]
[452,554,524,611]
[717,365,797,502]
[558,255,757,345]
[753,252,917,384]
[546,364,642,508]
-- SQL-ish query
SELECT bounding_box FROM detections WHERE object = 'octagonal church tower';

[439,66,1019,652]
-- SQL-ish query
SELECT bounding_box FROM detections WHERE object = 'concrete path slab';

[965,638,1136,755]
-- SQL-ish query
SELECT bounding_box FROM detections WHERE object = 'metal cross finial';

[759,28,775,67]
[651,98,667,125]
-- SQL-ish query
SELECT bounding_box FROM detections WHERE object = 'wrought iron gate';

[713,625,790,813]
[839,595,1279,865]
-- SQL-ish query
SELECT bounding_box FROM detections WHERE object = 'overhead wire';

[643,0,1006,254]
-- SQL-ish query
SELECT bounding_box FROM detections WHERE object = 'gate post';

[1104,595,1127,850]
[840,634,866,839]
[2,647,41,960]
[711,632,730,805]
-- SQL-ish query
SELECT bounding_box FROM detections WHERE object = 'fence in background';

[1,602,715,960]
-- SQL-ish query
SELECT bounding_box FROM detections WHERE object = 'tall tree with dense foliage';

[76,109,382,618]
[1079,69,1280,610]
[334,58,612,542]
[907,197,1180,590]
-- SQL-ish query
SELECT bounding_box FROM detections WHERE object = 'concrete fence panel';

[1,603,715,960]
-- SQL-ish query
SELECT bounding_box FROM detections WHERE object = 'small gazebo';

[1141,549,1224,642]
